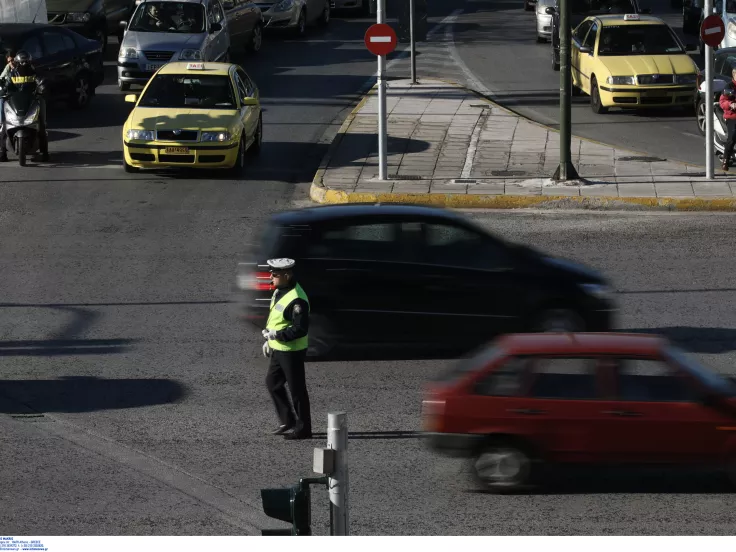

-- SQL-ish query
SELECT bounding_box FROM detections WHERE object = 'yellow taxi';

[122,61,262,173]
[570,14,699,113]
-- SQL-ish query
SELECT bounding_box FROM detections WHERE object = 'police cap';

[267,258,295,272]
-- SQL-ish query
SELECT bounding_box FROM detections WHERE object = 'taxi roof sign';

[623,13,640,20]
[187,62,205,70]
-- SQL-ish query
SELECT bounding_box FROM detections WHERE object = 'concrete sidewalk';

[310,78,736,210]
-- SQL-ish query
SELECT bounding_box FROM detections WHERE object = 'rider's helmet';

[14,50,31,67]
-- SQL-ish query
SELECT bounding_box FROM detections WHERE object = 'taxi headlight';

[607,76,635,85]
[119,47,139,59]
[126,129,155,141]
[676,74,698,84]
[179,49,202,60]
[201,131,231,142]
[273,0,294,11]
[67,12,91,22]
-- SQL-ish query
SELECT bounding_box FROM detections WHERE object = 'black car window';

[527,357,599,400]
[42,31,70,56]
[613,358,698,402]
[474,357,530,397]
[21,35,43,61]
[583,22,598,49]
[573,20,593,43]
[422,223,511,270]
[306,223,401,261]
[61,33,76,52]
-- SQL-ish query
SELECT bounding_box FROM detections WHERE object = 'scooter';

[701,79,735,164]
[0,80,48,166]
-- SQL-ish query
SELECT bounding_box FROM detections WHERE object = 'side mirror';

[545,6,555,13]
[119,20,128,29]
[210,22,222,33]
[579,46,592,54]
[242,96,258,106]
[125,94,138,103]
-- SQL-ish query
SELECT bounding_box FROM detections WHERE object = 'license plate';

[164,147,189,154]
[145,64,163,72]
[642,90,668,97]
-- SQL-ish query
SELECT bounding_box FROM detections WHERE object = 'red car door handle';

[507,408,546,415]
[602,410,643,417]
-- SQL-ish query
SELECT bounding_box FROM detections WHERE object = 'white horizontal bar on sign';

[705,27,721,35]
[370,36,392,42]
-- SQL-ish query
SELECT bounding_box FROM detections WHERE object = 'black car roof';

[0,23,52,37]
[268,203,472,226]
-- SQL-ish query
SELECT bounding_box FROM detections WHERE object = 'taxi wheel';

[230,134,246,175]
[123,158,138,173]
[472,440,535,493]
[590,77,608,114]
[249,115,263,155]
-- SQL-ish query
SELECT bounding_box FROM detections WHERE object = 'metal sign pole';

[377,0,388,179]
[705,0,714,179]
[327,412,348,536]
[409,0,416,84]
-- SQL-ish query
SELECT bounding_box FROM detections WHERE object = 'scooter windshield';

[6,89,34,118]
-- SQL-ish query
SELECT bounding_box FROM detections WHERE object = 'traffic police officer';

[262,258,312,440]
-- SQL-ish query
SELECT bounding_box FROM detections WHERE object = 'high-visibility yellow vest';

[10,75,35,84]
[265,283,309,351]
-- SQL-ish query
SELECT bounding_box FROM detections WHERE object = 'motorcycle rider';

[0,50,48,162]
[719,66,736,171]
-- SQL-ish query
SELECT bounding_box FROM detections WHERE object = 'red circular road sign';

[365,23,397,56]
[701,14,725,48]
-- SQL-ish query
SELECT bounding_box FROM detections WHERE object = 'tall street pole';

[377,0,388,180]
[409,0,416,84]
[554,0,579,181]
[705,0,714,179]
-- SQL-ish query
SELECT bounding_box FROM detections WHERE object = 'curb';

[309,79,735,211]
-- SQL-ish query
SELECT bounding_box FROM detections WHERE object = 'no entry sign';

[701,14,725,48]
[365,23,397,56]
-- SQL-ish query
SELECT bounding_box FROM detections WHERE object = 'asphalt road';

[450,0,709,167]
[4,1,736,537]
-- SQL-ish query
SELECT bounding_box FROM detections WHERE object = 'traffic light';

[260,477,326,535]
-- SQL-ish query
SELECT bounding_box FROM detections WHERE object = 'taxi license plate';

[642,90,668,97]
[164,147,189,154]
[145,64,163,72]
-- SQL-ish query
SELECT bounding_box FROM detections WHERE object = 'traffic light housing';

[260,477,326,536]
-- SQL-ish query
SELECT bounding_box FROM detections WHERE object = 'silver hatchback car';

[118,0,231,91]
[255,0,330,35]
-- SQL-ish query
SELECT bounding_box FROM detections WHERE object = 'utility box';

[313,448,335,475]
[397,0,427,43]
[0,0,47,23]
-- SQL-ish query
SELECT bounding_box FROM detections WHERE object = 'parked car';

[117,0,231,91]
[535,0,555,42]
[331,0,369,12]
[0,23,104,109]
[547,0,648,71]
[234,204,616,359]
[682,0,703,35]
[695,47,736,135]
[422,332,736,493]
[222,0,264,53]
[254,0,331,36]
[45,0,137,50]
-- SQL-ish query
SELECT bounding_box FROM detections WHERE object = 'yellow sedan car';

[122,61,262,173]
[571,14,699,114]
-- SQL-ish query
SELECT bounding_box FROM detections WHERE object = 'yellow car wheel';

[590,77,608,115]
[230,134,246,175]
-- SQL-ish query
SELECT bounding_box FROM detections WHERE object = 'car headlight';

[119,47,139,59]
[273,0,294,11]
[201,131,231,142]
[607,76,635,85]
[676,74,698,84]
[126,129,155,141]
[179,49,202,60]
[729,20,736,39]
[580,283,612,300]
[67,12,91,22]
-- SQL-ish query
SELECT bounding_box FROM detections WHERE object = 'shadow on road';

[311,431,421,440]
[0,338,137,356]
[625,327,736,354]
[0,376,188,414]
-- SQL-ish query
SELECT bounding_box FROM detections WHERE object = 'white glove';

[262,329,278,340]
[262,341,272,358]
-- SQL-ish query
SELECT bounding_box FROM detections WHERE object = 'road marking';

[369,36,392,43]
[462,113,484,178]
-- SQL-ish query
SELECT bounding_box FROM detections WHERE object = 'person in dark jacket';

[719,67,736,171]
[262,258,312,440]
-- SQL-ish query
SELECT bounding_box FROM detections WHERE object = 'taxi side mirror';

[125,94,138,103]
[119,20,128,29]
[242,97,258,106]
[579,46,592,54]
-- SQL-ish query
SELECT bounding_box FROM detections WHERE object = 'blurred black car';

[0,24,104,109]
[45,0,137,50]
[234,204,616,359]
[547,0,648,71]
[695,47,736,135]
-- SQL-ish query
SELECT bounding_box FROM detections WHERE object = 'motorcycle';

[0,79,49,166]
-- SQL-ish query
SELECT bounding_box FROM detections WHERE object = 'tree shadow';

[0,376,188,414]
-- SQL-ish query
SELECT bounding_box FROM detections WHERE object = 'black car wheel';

[69,74,92,109]
[472,441,534,493]
[249,23,263,52]
[249,114,262,155]
[552,47,560,71]
[697,97,706,136]
[590,77,608,114]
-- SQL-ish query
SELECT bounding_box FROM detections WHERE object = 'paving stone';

[542,186,581,196]
[392,182,431,193]
[616,183,657,197]
[691,181,733,196]
[580,184,618,197]
[653,182,695,197]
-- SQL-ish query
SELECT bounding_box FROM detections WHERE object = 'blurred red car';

[422,333,736,492]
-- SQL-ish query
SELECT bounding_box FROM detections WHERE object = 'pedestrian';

[719,66,736,171]
[262,258,312,440]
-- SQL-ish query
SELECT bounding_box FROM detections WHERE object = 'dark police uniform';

[262,258,312,440]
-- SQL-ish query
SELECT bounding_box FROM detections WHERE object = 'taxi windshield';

[128,2,206,33]
[138,74,236,109]
[598,24,685,55]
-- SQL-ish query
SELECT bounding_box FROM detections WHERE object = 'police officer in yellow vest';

[262,258,312,440]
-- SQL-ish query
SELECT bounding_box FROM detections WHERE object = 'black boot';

[0,150,7,162]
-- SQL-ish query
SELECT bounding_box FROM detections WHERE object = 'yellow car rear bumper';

[598,84,696,108]
[123,141,240,169]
